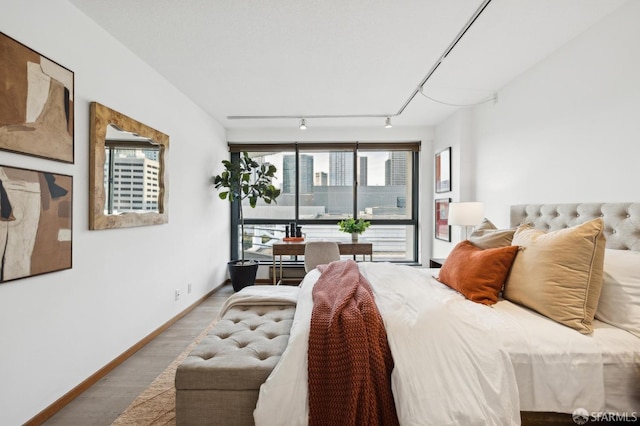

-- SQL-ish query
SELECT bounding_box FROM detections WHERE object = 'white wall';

[472,1,640,227]
[0,1,229,424]
[228,126,435,269]
[431,107,485,257]
[433,1,640,254]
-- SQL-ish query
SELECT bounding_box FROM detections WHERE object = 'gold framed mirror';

[89,102,169,229]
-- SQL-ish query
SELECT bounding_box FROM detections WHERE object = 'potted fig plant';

[213,152,280,291]
[338,217,371,242]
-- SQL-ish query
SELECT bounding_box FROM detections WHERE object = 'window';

[227,142,420,263]
[297,148,354,218]
[242,149,296,220]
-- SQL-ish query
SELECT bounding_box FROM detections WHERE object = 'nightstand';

[429,258,446,268]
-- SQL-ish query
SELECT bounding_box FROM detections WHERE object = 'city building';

[385,151,407,186]
[358,156,368,186]
[314,171,327,186]
[329,151,353,186]
[104,149,161,213]
[283,154,314,194]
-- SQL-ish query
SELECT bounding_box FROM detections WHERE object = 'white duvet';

[254,262,521,425]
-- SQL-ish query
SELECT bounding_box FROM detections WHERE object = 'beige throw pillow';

[503,218,606,334]
[468,218,515,249]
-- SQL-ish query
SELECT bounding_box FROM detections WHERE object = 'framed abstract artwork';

[0,32,74,163]
[0,164,72,283]
[435,147,451,193]
[435,198,451,242]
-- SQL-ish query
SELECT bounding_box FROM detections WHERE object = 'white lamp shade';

[448,202,484,226]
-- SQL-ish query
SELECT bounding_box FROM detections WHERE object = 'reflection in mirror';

[104,124,161,214]
[89,102,169,230]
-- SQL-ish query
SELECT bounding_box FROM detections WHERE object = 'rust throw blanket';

[308,260,399,426]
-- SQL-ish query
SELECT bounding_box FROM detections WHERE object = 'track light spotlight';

[299,118,307,130]
[385,117,392,128]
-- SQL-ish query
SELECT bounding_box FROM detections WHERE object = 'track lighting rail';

[227,0,493,126]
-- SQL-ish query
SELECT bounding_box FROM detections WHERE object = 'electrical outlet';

[188,283,192,294]
[175,289,180,301]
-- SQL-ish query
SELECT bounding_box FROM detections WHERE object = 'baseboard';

[24,280,228,426]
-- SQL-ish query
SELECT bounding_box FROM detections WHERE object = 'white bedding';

[491,299,605,412]
[491,298,640,414]
[253,262,640,424]
[254,262,521,425]
[593,320,640,413]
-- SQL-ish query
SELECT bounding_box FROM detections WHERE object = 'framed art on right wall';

[435,147,451,193]
[435,198,451,242]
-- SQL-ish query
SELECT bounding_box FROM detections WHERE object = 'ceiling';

[68,0,627,130]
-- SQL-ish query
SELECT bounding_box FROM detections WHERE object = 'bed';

[239,203,640,425]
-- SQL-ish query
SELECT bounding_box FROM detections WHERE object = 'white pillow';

[595,249,640,337]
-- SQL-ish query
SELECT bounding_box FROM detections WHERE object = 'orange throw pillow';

[438,240,519,305]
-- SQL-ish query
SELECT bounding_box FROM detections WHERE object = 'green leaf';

[338,217,370,234]
[212,153,280,210]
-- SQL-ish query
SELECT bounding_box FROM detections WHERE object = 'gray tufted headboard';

[510,203,640,252]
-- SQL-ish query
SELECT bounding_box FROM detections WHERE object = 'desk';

[272,242,373,285]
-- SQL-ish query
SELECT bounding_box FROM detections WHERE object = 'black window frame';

[227,142,420,263]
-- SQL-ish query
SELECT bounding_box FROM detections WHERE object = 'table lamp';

[447,202,484,240]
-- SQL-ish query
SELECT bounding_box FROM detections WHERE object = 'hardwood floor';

[43,284,234,425]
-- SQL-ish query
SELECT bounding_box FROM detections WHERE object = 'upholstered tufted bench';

[175,287,297,426]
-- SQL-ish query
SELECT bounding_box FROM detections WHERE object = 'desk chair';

[304,241,341,273]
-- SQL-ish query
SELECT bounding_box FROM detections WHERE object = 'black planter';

[227,260,259,292]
